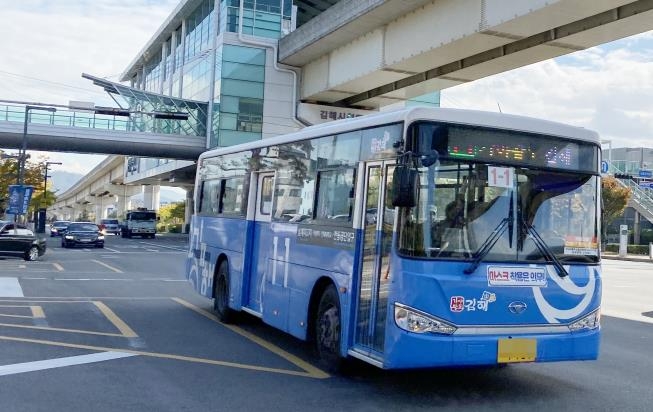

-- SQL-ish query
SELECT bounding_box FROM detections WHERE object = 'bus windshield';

[397,160,600,263]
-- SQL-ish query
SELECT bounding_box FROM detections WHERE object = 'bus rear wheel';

[214,261,236,323]
[314,284,344,372]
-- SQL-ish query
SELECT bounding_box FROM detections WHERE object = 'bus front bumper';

[382,327,600,369]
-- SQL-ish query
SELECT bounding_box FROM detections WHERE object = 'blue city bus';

[186,107,601,370]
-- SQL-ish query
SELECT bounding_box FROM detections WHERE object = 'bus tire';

[314,284,344,372]
[213,261,236,323]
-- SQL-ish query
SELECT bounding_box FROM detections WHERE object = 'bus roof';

[199,107,600,161]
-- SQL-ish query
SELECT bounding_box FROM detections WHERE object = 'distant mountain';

[50,171,84,194]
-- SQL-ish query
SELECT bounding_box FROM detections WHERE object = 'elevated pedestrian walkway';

[609,164,653,224]
[0,73,211,160]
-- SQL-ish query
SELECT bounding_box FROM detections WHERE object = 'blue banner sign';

[601,161,609,174]
[639,182,653,189]
[638,170,652,178]
[7,185,34,215]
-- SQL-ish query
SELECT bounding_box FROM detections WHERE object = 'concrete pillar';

[95,203,103,224]
[116,195,132,219]
[143,185,161,211]
[634,210,641,244]
[183,188,193,234]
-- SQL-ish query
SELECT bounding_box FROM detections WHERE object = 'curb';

[602,255,653,263]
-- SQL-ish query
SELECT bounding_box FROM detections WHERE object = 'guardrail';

[0,103,197,135]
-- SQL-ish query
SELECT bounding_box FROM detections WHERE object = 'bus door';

[247,172,275,313]
[355,160,395,355]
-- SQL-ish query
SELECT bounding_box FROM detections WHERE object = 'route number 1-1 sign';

[487,166,514,188]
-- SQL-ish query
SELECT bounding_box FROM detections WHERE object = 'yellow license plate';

[497,338,537,363]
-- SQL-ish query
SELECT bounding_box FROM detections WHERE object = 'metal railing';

[608,163,653,223]
[0,103,201,136]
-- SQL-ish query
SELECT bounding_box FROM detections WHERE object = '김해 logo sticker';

[487,266,547,287]
[450,291,496,312]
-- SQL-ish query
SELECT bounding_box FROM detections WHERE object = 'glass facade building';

[119,0,299,182]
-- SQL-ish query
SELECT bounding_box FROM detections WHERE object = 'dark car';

[50,220,71,237]
[61,222,105,248]
[0,222,47,261]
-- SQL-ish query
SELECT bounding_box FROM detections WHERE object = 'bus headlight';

[569,308,601,332]
[394,303,457,335]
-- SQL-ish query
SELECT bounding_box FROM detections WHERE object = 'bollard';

[650,243,653,260]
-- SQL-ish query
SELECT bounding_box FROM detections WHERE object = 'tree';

[0,154,54,216]
[158,201,185,224]
[601,176,632,238]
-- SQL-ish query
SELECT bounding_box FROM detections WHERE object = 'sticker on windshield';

[487,166,514,188]
[450,291,496,312]
[487,266,547,287]
[564,236,598,256]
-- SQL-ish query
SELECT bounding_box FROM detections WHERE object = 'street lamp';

[37,161,62,233]
[17,105,57,186]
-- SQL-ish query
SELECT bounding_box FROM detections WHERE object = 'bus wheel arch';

[213,254,236,323]
[309,278,345,372]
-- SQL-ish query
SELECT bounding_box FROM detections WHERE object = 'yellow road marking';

[92,301,138,338]
[0,305,45,319]
[0,322,127,337]
[30,306,45,318]
[52,263,64,272]
[0,301,136,337]
[0,335,318,378]
[91,260,123,273]
[171,298,329,379]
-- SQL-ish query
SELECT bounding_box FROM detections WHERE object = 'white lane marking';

[0,278,24,297]
[0,351,137,376]
[91,260,123,273]
[52,263,64,272]
[138,241,187,252]
[104,247,121,253]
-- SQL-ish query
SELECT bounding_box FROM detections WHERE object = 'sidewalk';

[602,252,653,263]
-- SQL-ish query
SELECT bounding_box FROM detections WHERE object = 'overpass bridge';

[282,0,653,108]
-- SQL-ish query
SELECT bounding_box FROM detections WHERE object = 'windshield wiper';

[521,219,569,278]
[464,193,513,274]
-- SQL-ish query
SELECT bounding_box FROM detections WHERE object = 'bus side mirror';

[392,166,419,208]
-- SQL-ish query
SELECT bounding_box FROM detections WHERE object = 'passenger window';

[259,175,274,215]
[199,179,220,216]
[220,177,245,216]
[315,168,355,225]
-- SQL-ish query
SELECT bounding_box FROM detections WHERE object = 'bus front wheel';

[315,284,344,372]
[214,261,236,323]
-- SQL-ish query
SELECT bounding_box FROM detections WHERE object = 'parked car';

[50,220,71,237]
[0,222,47,261]
[100,219,120,235]
[61,222,105,248]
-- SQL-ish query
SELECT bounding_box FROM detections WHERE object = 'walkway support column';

[183,188,193,234]
[143,185,161,211]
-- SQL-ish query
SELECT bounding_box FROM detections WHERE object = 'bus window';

[315,168,355,225]
[220,177,245,216]
[199,179,220,216]
[259,175,274,215]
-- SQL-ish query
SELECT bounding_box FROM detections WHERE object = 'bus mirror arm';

[391,165,419,208]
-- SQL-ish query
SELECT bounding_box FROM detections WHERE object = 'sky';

[0,1,652,176]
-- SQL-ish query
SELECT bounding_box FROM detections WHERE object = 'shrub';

[604,243,650,255]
